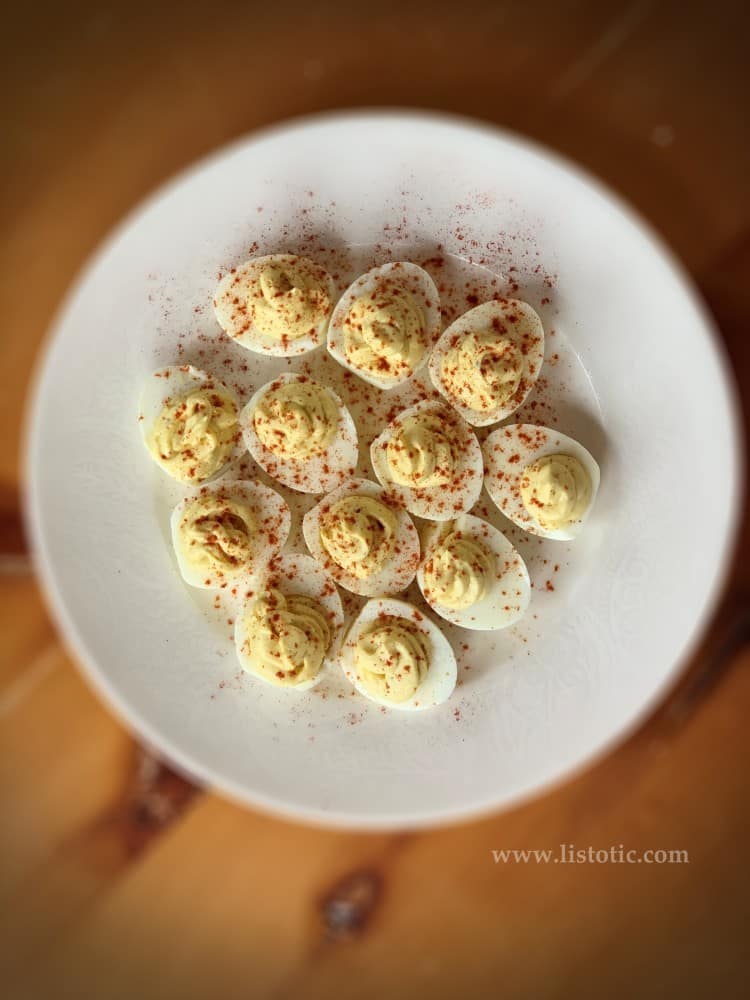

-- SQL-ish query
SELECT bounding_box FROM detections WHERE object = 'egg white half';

[417,513,530,630]
[234,552,344,691]
[302,477,420,597]
[213,253,335,357]
[483,423,600,540]
[339,597,457,711]
[429,298,544,426]
[327,261,441,390]
[170,479,291,590]
[138,365,242,483]
[241,374,358,494]
[370,398,483,521]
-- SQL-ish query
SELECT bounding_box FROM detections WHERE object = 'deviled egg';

[170,480,291,589]
[429,298,544,426]
[234,552,344,691]
[302,478,420,597]
[417,514,530,630]
[241,374,358,494]
[339,597,457,711]
[370,398,483,520]
[327,262,441,389]
[139,365,241,484]
[213,253,335,357]
[484,424,600,540]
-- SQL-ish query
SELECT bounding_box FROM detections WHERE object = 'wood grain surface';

[1,2,749,997]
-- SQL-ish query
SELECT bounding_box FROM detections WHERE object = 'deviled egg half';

[339,598,457,711]
[139,365,241,484]
[429,298,544,426]
[234,552,344,691]
[484,424,600,540]
[170,480,291,589]
[417,514,530,630]
[213,253,335,357]
[370,398,483,520]
[327,262,441,390]
[241,374,358,494]
[302,478,420,597]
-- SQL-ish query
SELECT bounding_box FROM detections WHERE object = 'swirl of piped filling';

[520,454,592,530]
[343,277,427,380]
[319,495,398,579]
[178,494,255,576]
[440,329,523,413]
[241,588,331,687]
[147,385,238,483]
[253,379,339,460]
[354,615,430,703]
[422,530,494,610]
[249,256,331,341]
[385,411,456,488]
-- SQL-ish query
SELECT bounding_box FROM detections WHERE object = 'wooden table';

[2,2,749,997]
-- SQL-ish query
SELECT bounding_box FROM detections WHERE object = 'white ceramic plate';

[27,111,742,829]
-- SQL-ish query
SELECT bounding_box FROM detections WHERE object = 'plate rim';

[24,108,745,830]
